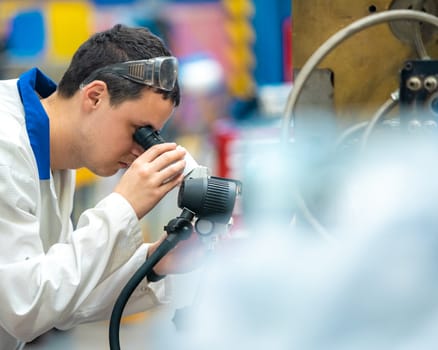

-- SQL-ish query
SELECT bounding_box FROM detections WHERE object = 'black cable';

[109,210,194,350]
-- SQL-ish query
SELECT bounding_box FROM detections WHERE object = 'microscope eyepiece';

[133,126,165,150]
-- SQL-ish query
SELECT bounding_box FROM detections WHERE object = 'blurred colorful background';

[0,0,292,236]
[1,2,292,348]
[0,0,291,110]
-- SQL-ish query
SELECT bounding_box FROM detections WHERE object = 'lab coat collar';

[17,68,57,180]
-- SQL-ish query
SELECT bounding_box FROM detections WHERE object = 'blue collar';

[17,68,57,180]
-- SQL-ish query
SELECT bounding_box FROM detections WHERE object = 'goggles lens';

[81,56,178,91]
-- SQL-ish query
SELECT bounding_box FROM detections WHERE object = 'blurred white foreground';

[142,134,438,350]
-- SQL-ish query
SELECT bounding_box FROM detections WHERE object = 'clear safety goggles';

[80,56,178,91]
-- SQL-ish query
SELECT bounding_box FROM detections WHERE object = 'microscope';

[109,126,242,350]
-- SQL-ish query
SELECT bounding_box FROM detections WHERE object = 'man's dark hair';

[57,24,180,106]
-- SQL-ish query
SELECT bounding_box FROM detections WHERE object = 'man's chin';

[92,167,119,177]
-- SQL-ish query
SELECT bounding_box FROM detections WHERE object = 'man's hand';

[114,143,186,218]
[148,231,208,276]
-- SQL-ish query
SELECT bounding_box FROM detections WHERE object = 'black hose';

[109,209,194,350]
[109,234,179,350]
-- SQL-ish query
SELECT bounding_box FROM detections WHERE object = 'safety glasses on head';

[80,56,178,91]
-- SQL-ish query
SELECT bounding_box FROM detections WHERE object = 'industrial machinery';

[282,4,438,239]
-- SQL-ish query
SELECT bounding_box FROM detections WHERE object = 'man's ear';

[81,80,107,110]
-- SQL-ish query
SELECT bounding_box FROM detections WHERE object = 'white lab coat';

[0,69,168,349]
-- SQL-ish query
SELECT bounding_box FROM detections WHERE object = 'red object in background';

[213,125,240,179]
[283,17,293,82]
[213,124,245,239]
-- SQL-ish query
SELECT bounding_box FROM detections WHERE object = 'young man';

[0,24,205,349]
